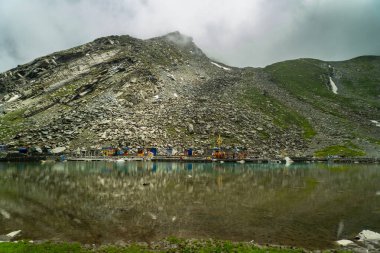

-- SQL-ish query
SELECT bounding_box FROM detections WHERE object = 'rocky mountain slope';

[0,32,379,157]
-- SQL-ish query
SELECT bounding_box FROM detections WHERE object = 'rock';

[356,230,380,241]
[336,239,355,246]
[51,147,66,154]
[0,235,10,242]
[2,230,22,241]
[167,73,176,81]
[21,89,33,98]
[0,209,10,219]
[187,123,194,134]
[3,94,10,101]
[137,91,147,101]
[6,94,20,103]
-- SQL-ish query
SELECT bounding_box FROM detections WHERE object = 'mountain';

[0,32,379,157]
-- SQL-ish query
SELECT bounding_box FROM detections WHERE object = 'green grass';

[0,242,148,253]
[372,139,380,145]
[264,57,380,117]
[314,143,366,158]
[0,242,83,253]
[242,87,316,139]
[264,59,335,111]
[51,83,78,98]
[337,56,380,101]
[0,108,27,141]
[264,60,340,115]
[0,240,352,253]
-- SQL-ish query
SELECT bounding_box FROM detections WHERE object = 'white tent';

[51,147,66,154]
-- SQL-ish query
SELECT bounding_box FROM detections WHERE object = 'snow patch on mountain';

[211,62,231,71]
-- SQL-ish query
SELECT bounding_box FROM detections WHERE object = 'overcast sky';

[1,0,379,72]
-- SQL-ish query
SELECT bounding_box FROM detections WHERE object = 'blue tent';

[19,147,28,154]
[150,147,157,156]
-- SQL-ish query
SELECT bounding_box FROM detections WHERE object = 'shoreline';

[0,237,353,253]
[0,154,379,164]
[69,156,380,165]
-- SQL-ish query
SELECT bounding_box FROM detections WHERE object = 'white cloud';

[0,0,379,71]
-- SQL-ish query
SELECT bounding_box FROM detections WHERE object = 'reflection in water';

[337,220,344,239]
[0,161,379,249]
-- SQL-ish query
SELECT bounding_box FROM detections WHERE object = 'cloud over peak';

[1,0,379,71]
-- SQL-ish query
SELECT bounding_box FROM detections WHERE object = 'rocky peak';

[0,33,379,158]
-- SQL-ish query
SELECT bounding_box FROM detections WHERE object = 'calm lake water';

[0,161,379,249]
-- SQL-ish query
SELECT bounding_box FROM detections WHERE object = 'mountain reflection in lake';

[0,161,379,249]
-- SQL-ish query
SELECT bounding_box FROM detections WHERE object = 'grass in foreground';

[0,239,352,253]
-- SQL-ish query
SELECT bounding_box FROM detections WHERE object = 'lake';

[0,161,379,249]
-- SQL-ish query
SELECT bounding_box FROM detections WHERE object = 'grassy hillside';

[241,86,315,139]
[264,57,380,118]
[333,56,380,106]
[264,57,380,157]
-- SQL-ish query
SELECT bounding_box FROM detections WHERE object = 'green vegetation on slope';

[265,59,332,99]
[242,87,315,139]
[0,108,26,141]
[334,56,380,109]
[265,59,344,119]
[314,142,366,158]
[264,57,380,117]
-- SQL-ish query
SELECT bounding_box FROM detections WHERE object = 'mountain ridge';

[0,32,379,157]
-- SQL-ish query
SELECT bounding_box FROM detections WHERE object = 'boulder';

[336,239,354,246]
[0,209,10,219]
[356,230,380,241]
[0,230,22,242]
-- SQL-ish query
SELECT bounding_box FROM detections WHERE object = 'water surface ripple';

[0,161,379,249]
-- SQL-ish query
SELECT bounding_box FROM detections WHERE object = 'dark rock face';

[0,32,379,157]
